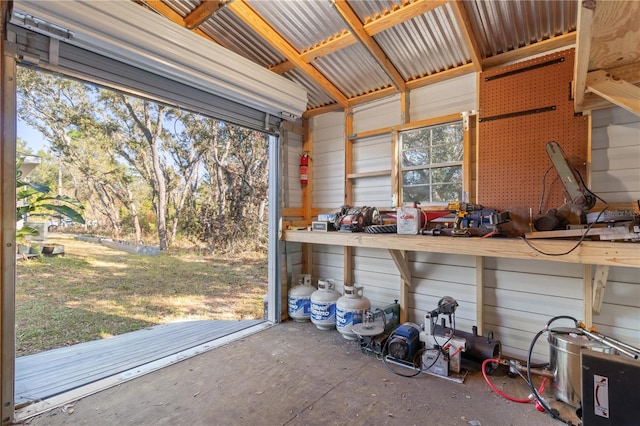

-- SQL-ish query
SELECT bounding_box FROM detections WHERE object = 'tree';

[16,156,85,244]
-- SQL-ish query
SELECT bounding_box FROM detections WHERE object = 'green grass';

[16,237,267,357]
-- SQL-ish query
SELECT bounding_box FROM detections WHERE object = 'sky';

[17,118,48,154]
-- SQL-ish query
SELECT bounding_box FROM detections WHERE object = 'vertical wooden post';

[301,117,312,275]
[391,130,399,207]
[343,109,354,287]
[1,4,18,421]
[583,265,593,327]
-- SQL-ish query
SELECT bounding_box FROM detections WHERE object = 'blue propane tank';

[310,279,340,330]
[336,284,371,340]
[288,274,314,321]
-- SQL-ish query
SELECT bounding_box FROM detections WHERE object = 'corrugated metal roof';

[464,0,577,58]
[375,3,470,80]
[144,0,580,112]
[246,0,344,53]
[313,45,393,99]
[284,69,335,109]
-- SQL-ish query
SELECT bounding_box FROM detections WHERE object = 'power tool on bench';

[533,141,596,231]
[447,202,484,236]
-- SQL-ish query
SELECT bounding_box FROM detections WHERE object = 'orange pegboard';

[478,49,589,234]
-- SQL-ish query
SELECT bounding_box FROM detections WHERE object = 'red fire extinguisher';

[299,152,309,186]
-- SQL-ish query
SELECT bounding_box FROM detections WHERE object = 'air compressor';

[382,297,501,382]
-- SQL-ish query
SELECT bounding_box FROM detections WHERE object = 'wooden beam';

[347,170,392,179]
[302,116,312,224]
[592,264,610,316]
[389,250,412,284]
[391,130,400,208]
[1,2,17,418]
[364,0,448,36]
[482,33,576,70]
[583,265,593,327]
[303,103,344,118]
[573,0,594,112]
[349,126,393,140]
[227,0,349,107]
[142,0,220,43]
[388,250,411,324]
[344,109,354,205]
[406,63,476,91]
[333,0,406,91]
[347,86,398,108]
[586,70,640,116]
[183,0,228,29]
[300,31,357,63]
[269,60,297,75]
[283,230,640,268]
[449,0,483,72]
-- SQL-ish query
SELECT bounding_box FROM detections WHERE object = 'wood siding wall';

[297,79,639,359]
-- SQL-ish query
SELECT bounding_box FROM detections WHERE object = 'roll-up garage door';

[7,0,308,133]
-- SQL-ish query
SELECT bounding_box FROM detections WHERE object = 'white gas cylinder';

[336,284,371,340]
[310,279,340,330]
[288,274,314,321]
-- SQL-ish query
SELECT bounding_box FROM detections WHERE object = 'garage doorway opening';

[15,66,273,415]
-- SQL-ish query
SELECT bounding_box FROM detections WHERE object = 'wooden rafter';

[283,0,446,74]
[363,0,448,36]
[227,0,348,107]
[333,0,406,91]
[183,0,228,30]
[586,70,640,115]
[449,0,483,72]
[573,0,594,112]
[142,0,221,44]
[482,33,576,70]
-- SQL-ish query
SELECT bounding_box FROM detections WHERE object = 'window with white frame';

[400,121,464,204]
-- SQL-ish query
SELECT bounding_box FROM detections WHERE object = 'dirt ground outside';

[16,235,267,357]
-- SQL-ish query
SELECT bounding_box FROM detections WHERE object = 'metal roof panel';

[313,45,393,99]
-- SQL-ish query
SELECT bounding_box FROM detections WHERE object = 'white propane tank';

[288,274,314,322]
[310,279,340,330]
[336,284,371,340]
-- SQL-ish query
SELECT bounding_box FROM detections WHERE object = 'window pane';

[399,120,464,204]
[402,170,428,186]
[401,148,429,167]
[402,186,430,203]
[431,142,462,163]
[432,183,462,202]
[402,129,429,149]
[431,165,462,184]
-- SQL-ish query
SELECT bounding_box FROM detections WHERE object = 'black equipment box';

[581,350,640,425]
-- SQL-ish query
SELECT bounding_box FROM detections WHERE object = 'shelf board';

[283,230,640,268]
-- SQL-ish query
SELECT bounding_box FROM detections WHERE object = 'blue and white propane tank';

[336,284,371,340]
[288,274,314,322]
[310,279,340,330]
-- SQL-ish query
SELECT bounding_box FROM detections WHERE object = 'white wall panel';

[592,266,640,348]
[312,245,344,291]
[352,176,392,207]
[352,95,401,133]
[352,248,400,310]
[283,129,303,208]
[410,73,477,122]
[352,135,392,173]
[312,112,345,208]
[591,106,640,202]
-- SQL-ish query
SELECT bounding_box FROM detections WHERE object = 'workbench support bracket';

[592,264,610,316]
[389,249,411,323]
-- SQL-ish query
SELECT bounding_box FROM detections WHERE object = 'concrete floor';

[25,321,579,426]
